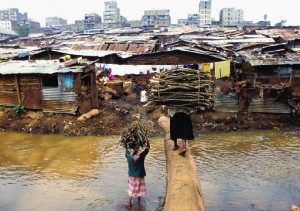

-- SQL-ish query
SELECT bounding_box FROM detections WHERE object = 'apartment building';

[199,0,212,26]
[45,17,67,29]
[188,13,200,26]
[103,1,120,24]
[0,8,27,21]
[142,9,171,28]
[0,20,18,32]
[84,13,102,29]
[18,19,41,33]
[177,19,188,26]
[219,8,244,26]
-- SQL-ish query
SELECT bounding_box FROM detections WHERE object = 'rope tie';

[158,73,161,101]
[197,70,201,104]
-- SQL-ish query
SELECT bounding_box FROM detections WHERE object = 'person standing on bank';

[125,140,150,208]
[168,107,194,156]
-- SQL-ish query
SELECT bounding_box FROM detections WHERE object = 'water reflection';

[190,129,300,211]
[0,132,166,211]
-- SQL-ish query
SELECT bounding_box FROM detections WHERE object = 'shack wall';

[0,73,81,114]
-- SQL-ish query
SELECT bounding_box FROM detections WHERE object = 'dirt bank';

[0,94,300,136]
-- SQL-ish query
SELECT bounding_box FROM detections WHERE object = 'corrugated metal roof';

[0,46,41,60]
[235,42,300,66]
[255,28,298,36]
[105,28,143,34]
[0,60,84,74]
[173,47,227,61]
[110,36,153,42]
[52,49,133,58]
[278,34,300,41]
[202,38,275,45]
[180,35,225,40]
[0,28,18,35]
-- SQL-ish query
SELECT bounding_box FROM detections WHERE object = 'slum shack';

[0,60,99,115]
[233,43,300,114]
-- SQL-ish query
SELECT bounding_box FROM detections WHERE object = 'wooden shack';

[0,60,99,115]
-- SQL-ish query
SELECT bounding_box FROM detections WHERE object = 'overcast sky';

[1,0,299,27]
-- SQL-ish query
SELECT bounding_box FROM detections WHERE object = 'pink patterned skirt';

[127,176,146,197]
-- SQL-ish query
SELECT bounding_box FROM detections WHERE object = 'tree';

[16,25,30,37]
[264,14,268,21]
[275,20,287,27]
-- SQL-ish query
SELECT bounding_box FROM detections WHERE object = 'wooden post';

[15,75,22,104]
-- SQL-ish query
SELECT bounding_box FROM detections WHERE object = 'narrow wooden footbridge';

[158,116,205,211]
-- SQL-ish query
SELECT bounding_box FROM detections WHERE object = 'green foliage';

[16,26,30,37]
[0,106,5,112]
[13,104,25,115]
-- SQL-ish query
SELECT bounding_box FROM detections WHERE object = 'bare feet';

[179,148,187,156]
[126,203,132,208]
[173,145,179,151]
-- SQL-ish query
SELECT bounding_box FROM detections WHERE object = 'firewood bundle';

[147,68,214,110]
[119,120,149,150]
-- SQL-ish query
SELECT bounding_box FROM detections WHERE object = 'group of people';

[96,67,115,85]
[125,107,193,208]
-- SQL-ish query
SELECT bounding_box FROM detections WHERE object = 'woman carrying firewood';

[168,107,194,156]
[125,139,150,208]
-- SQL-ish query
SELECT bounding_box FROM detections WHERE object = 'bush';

[13,105,25,116]
[0,106,5,112]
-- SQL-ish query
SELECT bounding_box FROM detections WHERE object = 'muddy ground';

[0,93,300,137]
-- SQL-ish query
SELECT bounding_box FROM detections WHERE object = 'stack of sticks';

[147,68,214,110]
[119,120,149,150]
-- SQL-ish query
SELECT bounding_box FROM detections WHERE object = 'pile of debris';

[147,68,214,110]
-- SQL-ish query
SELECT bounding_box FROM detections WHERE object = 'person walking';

[168,107,194,156]
[125,140,150,208]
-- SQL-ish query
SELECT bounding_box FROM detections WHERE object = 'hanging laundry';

[214,61,230,79]
[202,63,211,72]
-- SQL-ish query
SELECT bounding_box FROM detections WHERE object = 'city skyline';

[1,0,299,27]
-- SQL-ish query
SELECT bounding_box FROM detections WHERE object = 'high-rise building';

[103,1,120,24]
[142,10,171,28]
[199,0,212,26]
[0,8,27,21]
[219,8,244,26]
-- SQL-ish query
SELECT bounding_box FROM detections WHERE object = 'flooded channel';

[0,133,166,211]
[190,129,300,211]
[0,130,299,211]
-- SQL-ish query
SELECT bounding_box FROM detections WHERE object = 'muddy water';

[190,129,300,211]
[0,133,165,211]
[1,130,299,211]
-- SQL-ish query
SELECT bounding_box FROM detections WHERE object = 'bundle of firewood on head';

[119,120,150,150]
[146,68,214,111]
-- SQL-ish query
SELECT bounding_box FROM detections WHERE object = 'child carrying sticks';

[119,119,151,208]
